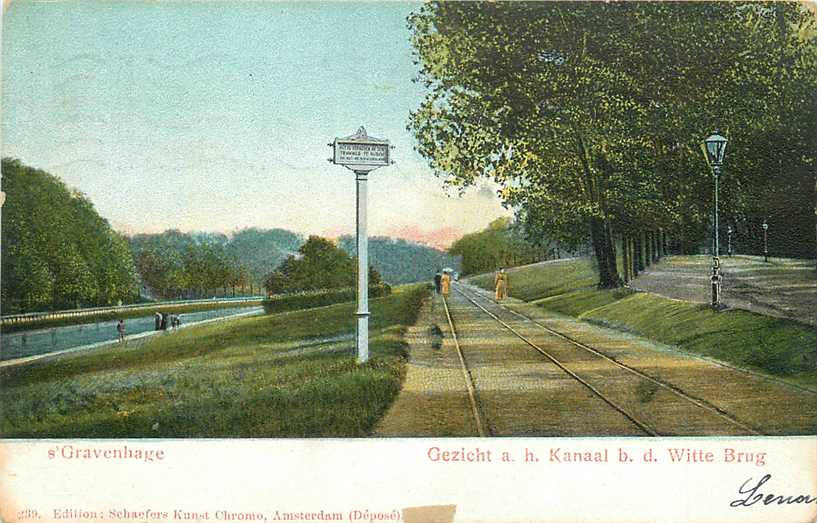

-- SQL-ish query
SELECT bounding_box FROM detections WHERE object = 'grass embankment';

[0,285,428,438]
[471,259,817,389]
[262,284,390,314]
[1,299,264,334]
[469,258,598,301]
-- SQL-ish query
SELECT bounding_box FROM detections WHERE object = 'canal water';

[0,306,264,361]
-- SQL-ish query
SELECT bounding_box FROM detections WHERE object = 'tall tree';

[1,158,139,312]
[408,2,817,285]
[264,236,383,294]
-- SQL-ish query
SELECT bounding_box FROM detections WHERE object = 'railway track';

[441,283,763,437]
[440,295,486,437]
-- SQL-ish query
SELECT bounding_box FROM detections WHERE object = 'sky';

[1,1,510,249]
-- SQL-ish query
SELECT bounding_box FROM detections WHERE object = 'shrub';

[262,284,391,314]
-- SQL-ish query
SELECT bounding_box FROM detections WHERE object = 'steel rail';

[461,285,764,436]
[441,294,487,437]
[452,286,658,437]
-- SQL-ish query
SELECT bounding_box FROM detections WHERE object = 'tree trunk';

[652,231,658,260]
[629,236,635,281]
[642,231,649,269]
[590,217,620,288]
[627,237,634,278]
[621,235,630,283]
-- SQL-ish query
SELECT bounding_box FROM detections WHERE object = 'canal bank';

[0,307,264,368]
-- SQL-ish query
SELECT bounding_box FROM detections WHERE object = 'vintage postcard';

[1,1,816,522]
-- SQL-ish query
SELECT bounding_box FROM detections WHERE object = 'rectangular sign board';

[334,141,390,166]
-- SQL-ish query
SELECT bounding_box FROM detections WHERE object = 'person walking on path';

[495,268,509,301]
[117,319,126,344]
[154,312,162,331]
[440,271,451,297]
[434,271,442,294]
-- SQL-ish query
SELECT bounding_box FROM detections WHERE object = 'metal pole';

[711,168,721,307]
[714,172,719,259]
[355,171,369,363]
[764,228,768,263]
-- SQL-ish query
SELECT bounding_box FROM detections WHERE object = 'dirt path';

[631,255,816,327]
[376,283,817,437]
[374,295,478,436]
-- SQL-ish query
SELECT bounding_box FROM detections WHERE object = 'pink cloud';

[384,224,462,251]
[318,226,353,241]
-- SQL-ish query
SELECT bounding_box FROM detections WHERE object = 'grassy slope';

[469,259,598,302]
[0,285,428,438]
[471,259,817,388]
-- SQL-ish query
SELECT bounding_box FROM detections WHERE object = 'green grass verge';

[469,258,598,301]
[580,293,817,387]
[0,284,428,438]
[262,284,390,314]
[470,258,817,388]
[532,287,635,317]
[1,300,263,334]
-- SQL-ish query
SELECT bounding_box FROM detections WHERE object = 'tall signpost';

[327,127,393,363]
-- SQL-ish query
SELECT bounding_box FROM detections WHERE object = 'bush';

[262,284,391,314]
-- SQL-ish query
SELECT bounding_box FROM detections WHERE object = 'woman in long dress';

[495,268,508,300]
[440,271,451,297]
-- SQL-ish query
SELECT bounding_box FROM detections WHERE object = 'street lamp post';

[727,225,733,257]
[762,219,769,263]
[703,131,728,308]
[327,127,393,363]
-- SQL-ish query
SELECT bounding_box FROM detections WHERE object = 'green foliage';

[0,285,427,437]
[338,236,460,284]
[1,158,139,313]
[226,228,302,286]
[448,217,548,275]
[129,228,302,300]
[264,236,384,295]
[261,284,391,314]
[408,2,817,284]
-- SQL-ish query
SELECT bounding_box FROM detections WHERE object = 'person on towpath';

[117,319,126,344]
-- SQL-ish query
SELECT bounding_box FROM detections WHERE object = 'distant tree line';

[448,217,555,276]
[129,228,302,300]
[338,235,460,284]
[409,2,817,286]
[1,158,138,313]
[1,157,538,313]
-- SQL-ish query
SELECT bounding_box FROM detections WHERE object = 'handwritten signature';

[731,474,817,507]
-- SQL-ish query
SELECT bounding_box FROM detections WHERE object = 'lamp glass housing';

[704,132,728,168]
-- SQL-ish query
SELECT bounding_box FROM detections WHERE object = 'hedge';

[262,284,392,314]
